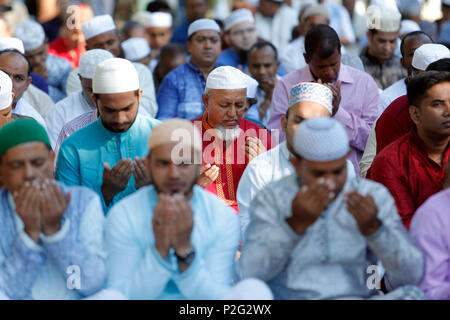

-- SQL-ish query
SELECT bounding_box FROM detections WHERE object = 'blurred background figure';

[152,42,187,93]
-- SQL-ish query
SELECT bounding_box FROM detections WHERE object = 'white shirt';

[65,62,158,118]
[380,78,407,111]
[13,98,47,130]
[45,91,94,149]
[237,141,356,241]
[255,5,298,52]
[22,84,55,118]
[359,117,379,178]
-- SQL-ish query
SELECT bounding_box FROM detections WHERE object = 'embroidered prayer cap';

[302,4,330,22]
[224,8,254,32]
[412,43,450,71]
[148,119,202,162]
[130,11,152,26]
[121,37,151,62]
[244,74,258,99]
[188,18,220,38]
[78,49,114,79]
[0,119,51,157]
[0,70,13,111]
[367,7,401,32]
[206,66,248,91]
[14,20,46,51]
[293,117,349,162]
[399,19,421,36]
[147,12,173,28]
[0,37,25,54]
[288,82,333,115]
[82,14,116,41]
[93,58,139,94]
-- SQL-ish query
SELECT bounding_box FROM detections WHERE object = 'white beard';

[214,125,242,143]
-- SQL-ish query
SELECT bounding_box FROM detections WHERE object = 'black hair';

[247,41,278,61]
[146,1,172,12]
[426,58,450,72]
[0,49,32,76]
[399,31,432,57]
[304,25,341,59]
[160,43,187,60]
[407,71,450,107]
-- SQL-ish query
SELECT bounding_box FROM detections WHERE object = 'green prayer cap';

[0,119,51,157]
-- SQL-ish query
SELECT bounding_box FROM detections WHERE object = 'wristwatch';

[175,247,195,265]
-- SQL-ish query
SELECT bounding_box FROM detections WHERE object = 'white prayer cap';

[370,0,399,11]
[224,9,254,32]
[0,37,25,54]
[412,43,450,71]
[147,12,173,28]
[221,279,274,300]
[303,4,330,22]
[0,70,13,111]
[188,18,220,38]
[367,8,401,32]
[293,117,349,162]
[206,66,247,91]
[289,82,333,115]
[396,0,423,16]
[130,11,152,26]
[14,20,46,51]
[399,19,421,36]
[148,119,202,157]
[244,74,258,99]
[78,49,114,79]
[121,37,151,62]
[82,15,116,41]
[93,58,139,94]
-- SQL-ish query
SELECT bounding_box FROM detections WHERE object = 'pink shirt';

[267,64,381,175]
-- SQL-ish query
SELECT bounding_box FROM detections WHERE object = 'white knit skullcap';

[188,18,220,37]
[289,82,333,115]
[399,19,421,36]
[82,15,116,41]
[206,66,248,91]
[130,11,152,26]
[0,37,25,54]
[121,37,151,62]
[412,43,450,71]
[148,119,202,162]
[78,49,114,79]
[14,20,46,51]
[0,70,13,111]
[224,9,254,32]
[367,7,401,32]
[303,4,330,22]
[93,58,139,94]
[294,117,349,162]
[147,12,173,28]
[244,74,258,99]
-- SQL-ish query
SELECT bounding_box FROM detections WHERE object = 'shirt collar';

[409,129,450,161]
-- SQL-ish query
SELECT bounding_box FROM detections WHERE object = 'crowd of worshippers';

[0,0,449,300]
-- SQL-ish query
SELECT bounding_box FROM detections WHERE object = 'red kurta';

[375,95,414,154]
[192,113,273,213]
[48,37,86,69]
[367,130,450,229]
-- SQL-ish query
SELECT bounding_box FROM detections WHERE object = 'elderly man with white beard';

[191,66,273,213]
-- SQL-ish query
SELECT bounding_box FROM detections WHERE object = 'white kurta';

[45,91,95,149]
[254,5,298,52]
[237,141,356,241]
[13,98,47,130]
[380,78,407,111]
[65,62,158,118]
[359,118,378,178]
[22,84,55,118]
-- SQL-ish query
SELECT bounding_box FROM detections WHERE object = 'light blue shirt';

[238,175,424,299]
[0,184,106,300]
[105,185,240,300]
[47,54,72,103]
[55,115,160,213]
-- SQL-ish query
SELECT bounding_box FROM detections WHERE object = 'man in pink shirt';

[267,25,380,174]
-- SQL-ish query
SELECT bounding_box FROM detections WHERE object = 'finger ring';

[155,219,162,225]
